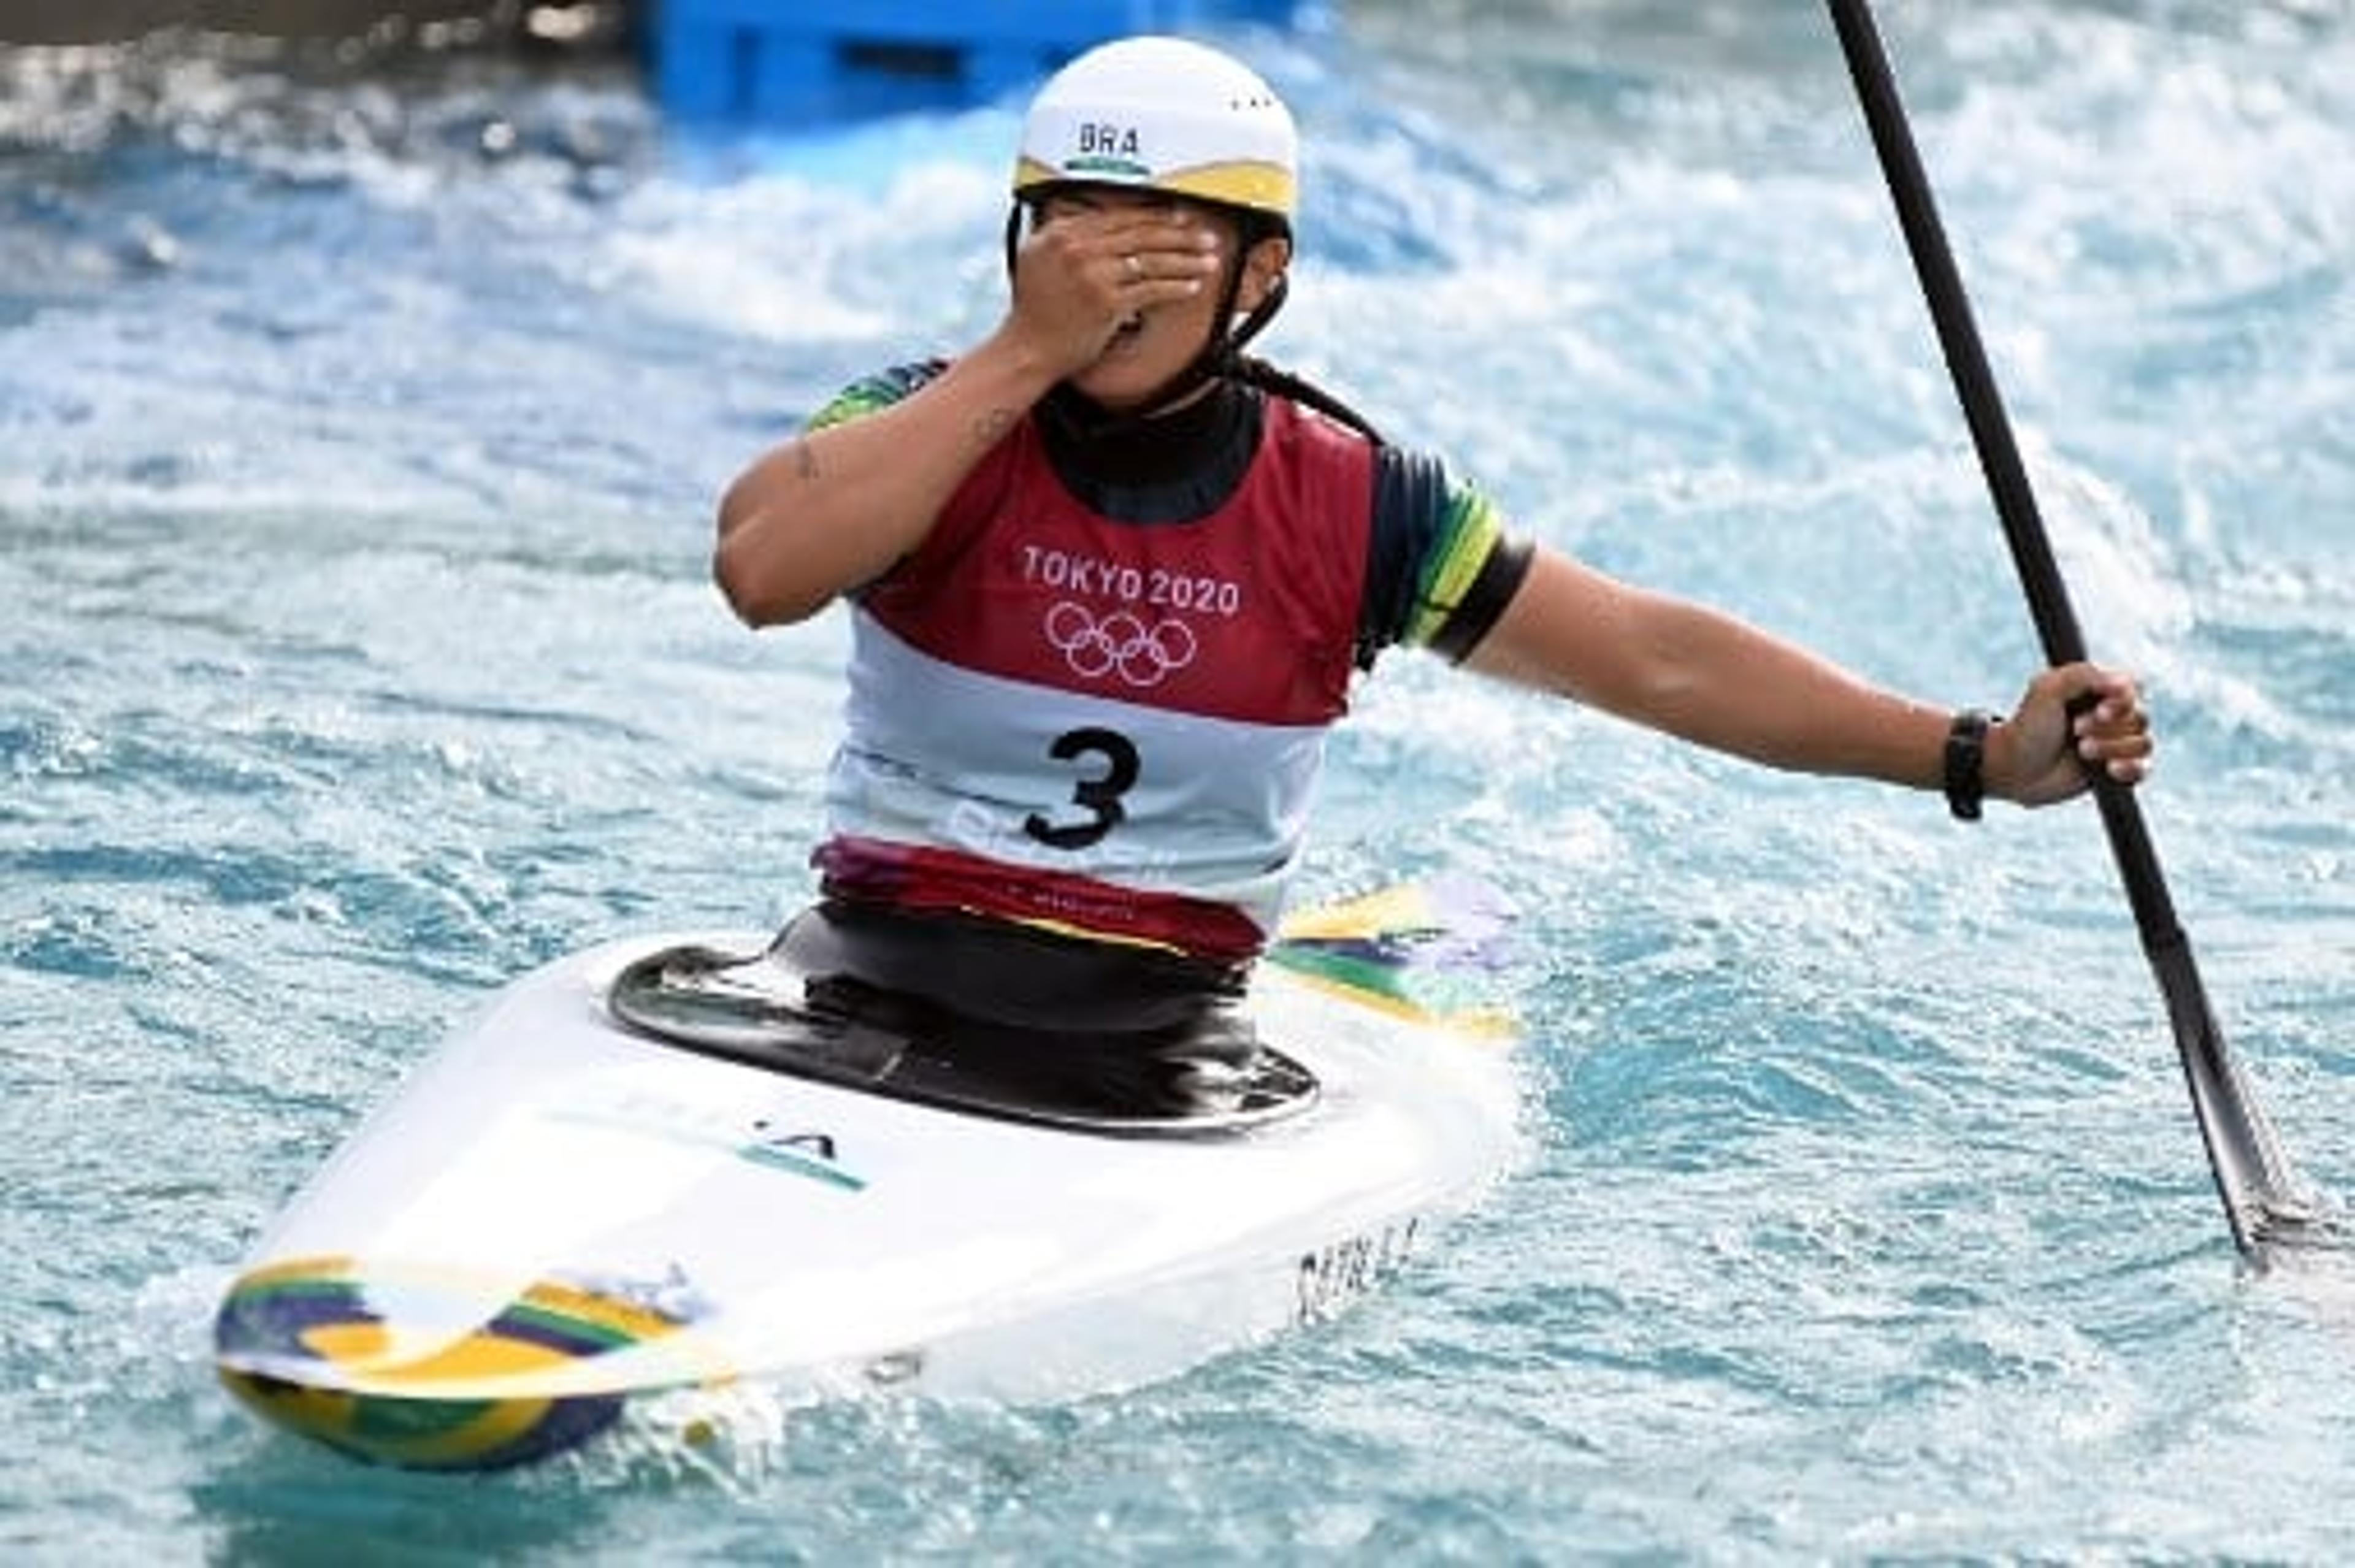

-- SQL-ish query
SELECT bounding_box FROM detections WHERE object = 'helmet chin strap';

[1004,203,1290,440]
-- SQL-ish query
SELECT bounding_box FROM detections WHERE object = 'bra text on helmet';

[1077,123,1142,158]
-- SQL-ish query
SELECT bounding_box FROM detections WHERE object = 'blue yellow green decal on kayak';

[213,1257,702,1470]
[1269,878,1516,1035]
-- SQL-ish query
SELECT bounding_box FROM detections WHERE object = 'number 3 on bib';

[1024,727,1139,851]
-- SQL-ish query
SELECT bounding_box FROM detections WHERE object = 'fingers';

[1086,205,1225,259]
[1023,209,1224,306]
[2078,715,2153,784]
[1996,663,2155,806]
[1005,210,1227,377]
[1108,244,1213,294]
[2050,662,2154,784]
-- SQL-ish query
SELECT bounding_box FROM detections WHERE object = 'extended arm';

[1463,546,2150,806]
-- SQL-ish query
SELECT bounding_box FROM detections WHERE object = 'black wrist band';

[1943,708,1993,822]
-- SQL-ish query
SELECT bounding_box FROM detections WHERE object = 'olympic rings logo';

[1043,600,1198,688]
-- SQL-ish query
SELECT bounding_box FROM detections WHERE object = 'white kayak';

[213,881,1525,1470]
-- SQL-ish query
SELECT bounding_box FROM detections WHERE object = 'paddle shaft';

[1823,0,2300,1257]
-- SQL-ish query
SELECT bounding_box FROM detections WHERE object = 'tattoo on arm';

[792,435,821,482]
[971,407,1017,449]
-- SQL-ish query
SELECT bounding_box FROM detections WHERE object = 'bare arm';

[1463,546,2151,805]
[713,337,1059,626]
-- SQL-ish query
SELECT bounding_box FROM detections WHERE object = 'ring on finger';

[1123,253,1143,281]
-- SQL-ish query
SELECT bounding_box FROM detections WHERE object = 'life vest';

[814,396,1376,962]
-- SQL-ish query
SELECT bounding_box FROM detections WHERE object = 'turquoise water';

[5,1,2353,1559]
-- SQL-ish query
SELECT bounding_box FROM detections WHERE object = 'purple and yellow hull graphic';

[214,1257,704,1470]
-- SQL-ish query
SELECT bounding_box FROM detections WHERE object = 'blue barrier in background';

[649,0,1308,126]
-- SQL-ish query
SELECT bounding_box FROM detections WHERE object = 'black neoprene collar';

[1036,380,1262,526]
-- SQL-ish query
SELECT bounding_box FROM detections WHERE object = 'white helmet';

[1012,36,1298,232]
